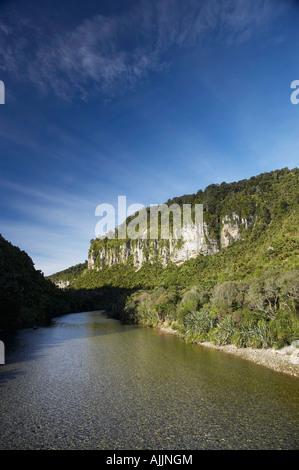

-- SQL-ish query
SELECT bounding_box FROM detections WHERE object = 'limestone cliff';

[220,212,253,248]
[47,168,299,289]
[56,279,70,289]
[88,214,252,271]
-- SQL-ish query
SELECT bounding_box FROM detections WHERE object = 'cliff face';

[220,212,253,248]
[48,168,299,290]
[56,279,70,289]
[88,214,252,271]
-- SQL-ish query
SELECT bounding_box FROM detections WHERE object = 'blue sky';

[0,0,299,275]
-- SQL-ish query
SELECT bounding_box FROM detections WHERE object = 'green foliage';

[119,269,299,349]
[0,236,130,328]
[247,320,270,349]
[5,167,298,350]
[47,261,88,285]
[0,235,72,328]
[211,281,247,310]
[84,167,298,263]
[212,315,236,345]
[177,286,206,320]
[183,310,217,342]
[45,167,299,350]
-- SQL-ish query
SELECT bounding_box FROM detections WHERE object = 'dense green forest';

[1,168,298,349]
[86,166,299,259]
[0,236,121,328]
[0,235,69,328]
[45,167,299,349]
[47,261,88,286]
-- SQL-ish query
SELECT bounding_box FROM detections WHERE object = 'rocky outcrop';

[88,214,252,271]
[170,222,218,264]
[56,279,70,289]
[220,212,252,248]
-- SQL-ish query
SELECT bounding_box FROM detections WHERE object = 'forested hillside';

[0,236,128,328]
[0,235,70,328]
[46,167,299,349]
[47,261,88,287]
[51,168,298,290]
[2,167,298,347]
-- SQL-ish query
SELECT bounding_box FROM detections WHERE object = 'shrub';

[184,310,217,341]
[248,320,269,348]
[268,310,299,348]
[212,315,235,345]
[211,281,247,310]
[232,324,252,348]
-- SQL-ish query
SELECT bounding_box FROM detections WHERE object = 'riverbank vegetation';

[67,168,299,350]
[122,270,298,349]
[1,168,298,350]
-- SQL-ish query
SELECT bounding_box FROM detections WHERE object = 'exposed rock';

[56,279,70,289]
[220,212,252,248]
[89,215,252,270]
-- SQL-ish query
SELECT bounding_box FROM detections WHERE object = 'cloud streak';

[0,178,96,274]
[0,0,288,100]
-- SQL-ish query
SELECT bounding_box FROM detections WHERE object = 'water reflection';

[0,311,298,450]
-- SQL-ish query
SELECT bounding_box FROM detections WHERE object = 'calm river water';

[0,311,298,450]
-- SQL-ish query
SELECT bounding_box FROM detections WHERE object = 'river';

[0,310,298,450]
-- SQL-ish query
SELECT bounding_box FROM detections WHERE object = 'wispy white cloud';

[0,0,288,100]
[0,179,95,274]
